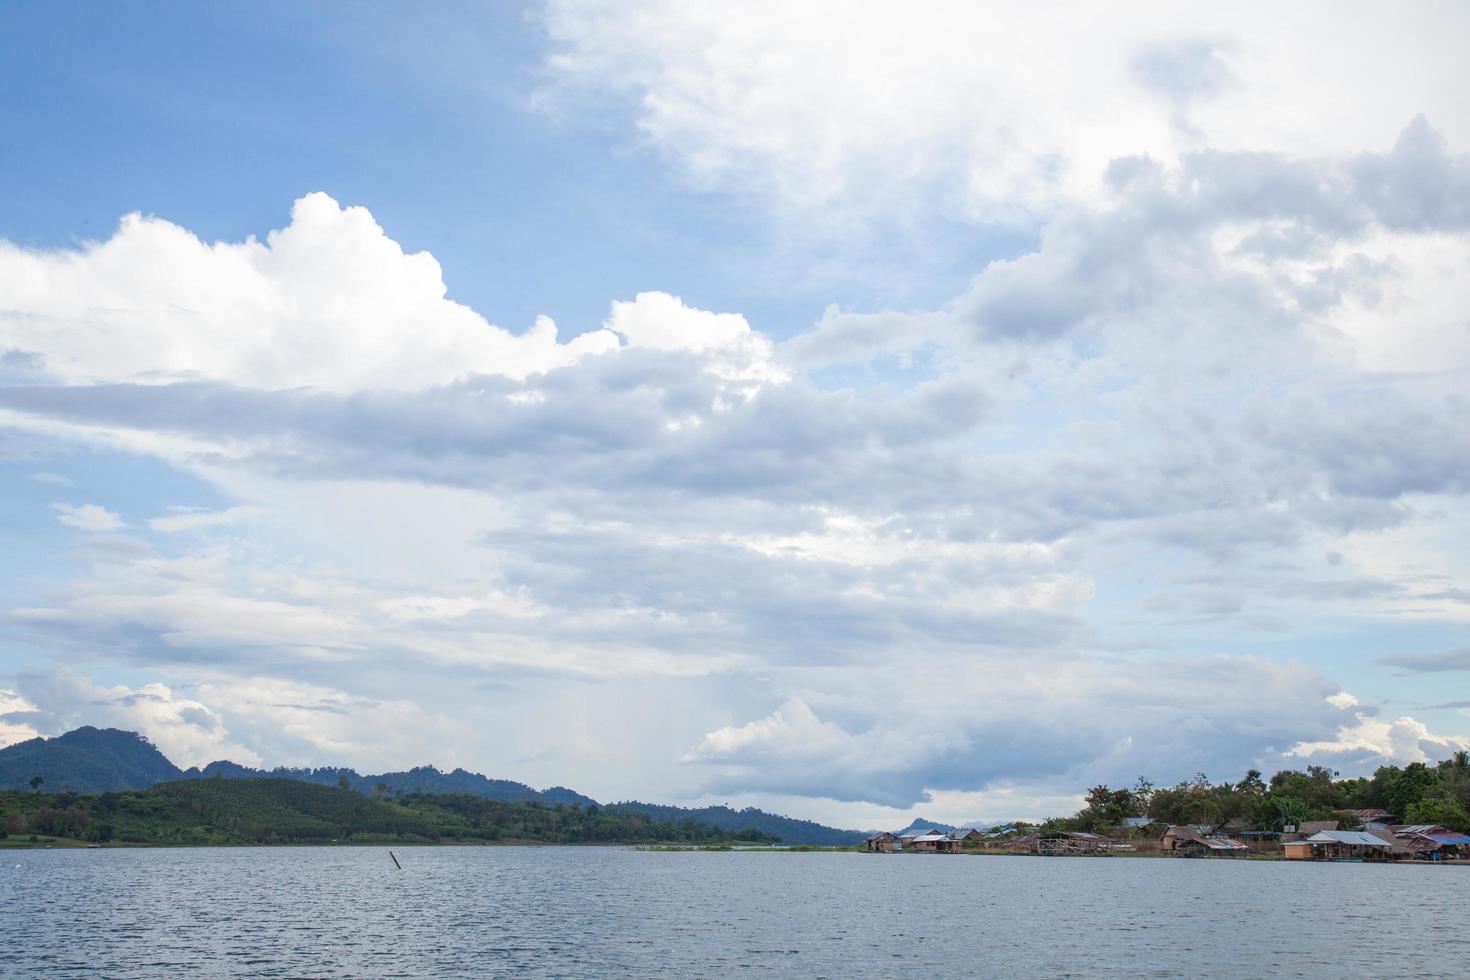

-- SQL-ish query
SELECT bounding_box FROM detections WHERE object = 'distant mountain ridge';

[613,801,865,846]
[0,726,858,844]
[183,760,597,808]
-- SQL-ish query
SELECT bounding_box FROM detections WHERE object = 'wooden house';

[865,832,901,852]
[1282,830,1392,861]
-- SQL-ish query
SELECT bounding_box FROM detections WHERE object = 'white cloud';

[148,505,266,534]
[0,690,40,748]
[0,192,622,393]
[50,502,124,531]
[539,1,1470,232]
[29,472,74,487]
[3,111,1470,819]
[1286,711,1469,767]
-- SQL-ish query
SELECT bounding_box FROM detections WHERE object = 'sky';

[2,1,1469,829]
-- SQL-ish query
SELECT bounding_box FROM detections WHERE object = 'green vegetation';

[0,778,777,847]
[0,727,182,793]
[612,802,865,846]
[1037,750,1470,835]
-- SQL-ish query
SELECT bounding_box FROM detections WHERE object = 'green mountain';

[0,727,182,793]
[182,761,598,808]
[0,778,777,846]
[612,801,865,846]
[1,726,861,844]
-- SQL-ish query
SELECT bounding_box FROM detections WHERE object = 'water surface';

[2,847,1464,977]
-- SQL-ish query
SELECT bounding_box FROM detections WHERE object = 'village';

[865,809,1470,863]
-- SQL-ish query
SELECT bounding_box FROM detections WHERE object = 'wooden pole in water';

[389,850,401,870]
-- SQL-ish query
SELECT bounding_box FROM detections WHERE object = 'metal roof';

[1298,830,1390,847]
[1428,834,1470,845]
[911,832,948,842]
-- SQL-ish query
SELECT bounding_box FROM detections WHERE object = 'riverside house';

[1162,825,1248,857]
[1283,830,1393,861]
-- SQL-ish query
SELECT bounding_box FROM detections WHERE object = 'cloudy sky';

[2,1,1469,827]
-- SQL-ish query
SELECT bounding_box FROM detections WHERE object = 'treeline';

[1038,751,1470,835]
[0,777,777,846]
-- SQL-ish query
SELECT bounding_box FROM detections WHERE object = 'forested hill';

[1,727,865,844]
[0,727,182,793]
[613,802,866,846]
[0,778,778,846]
[185,760,597,808]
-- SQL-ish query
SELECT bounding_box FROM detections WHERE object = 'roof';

[1185,837,1247,851]
[946,828,982,839]
[1395,824,1450,836]
[1352,808,1393,820]
[1301,830,1390,847]
[866,832,898,841]
[1297,821,1340,834]
[1165,825,1206,842]
[1044,831,1112,843]
[1428,834,1470,845]
[910,832,948,842]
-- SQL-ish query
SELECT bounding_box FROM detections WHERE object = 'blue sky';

[2,1,1470,827]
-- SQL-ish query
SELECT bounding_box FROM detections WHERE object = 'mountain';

[3,726,859,845]
[892,818,958,836]
[0,727,183,793]
[612,802,866,846]
[182,761,598,808]
[2,777,777,846]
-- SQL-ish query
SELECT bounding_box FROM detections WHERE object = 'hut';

[1396,829,1470,860]
[1163,825,1247,856]
[1282,830,1392,861]
[1034,831,1115,855]
[907,831,952,852]
[866,832,901,853]
[947,827,984,846]
[1162,826,1209,851]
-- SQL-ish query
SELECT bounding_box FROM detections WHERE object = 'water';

[1,847,1465,978]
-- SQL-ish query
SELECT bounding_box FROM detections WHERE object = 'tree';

[338,774,351,791]
[1390,763,1440,819]
[374,782,389,799]
[29,775,43,794]
[1404,796,1470,833]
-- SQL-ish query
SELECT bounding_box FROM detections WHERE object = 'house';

[946,828,984,847]
[1162,825,1246,855]
[865,832,902,852]
[1034,830,1116,855]
[1351,808,1393,826]
[1393,827,1470,860]
[1217,816,1251,835]
[1283,830,1392,861]
[1283,820,1339,842]
[1176,836,1248,858]
[907,831,953,852]
[1162,826,1208,851]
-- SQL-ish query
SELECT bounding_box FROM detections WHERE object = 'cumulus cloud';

[3,115,1470,815]
[539,1,1470,233]
[0,690,41,748]
[0,193,622,393]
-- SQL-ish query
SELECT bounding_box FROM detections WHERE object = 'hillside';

[0,727,182,793]
[3,726,861,844]
[183,761,597,807]
[613,802,865,846]
[0,778,777,846]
